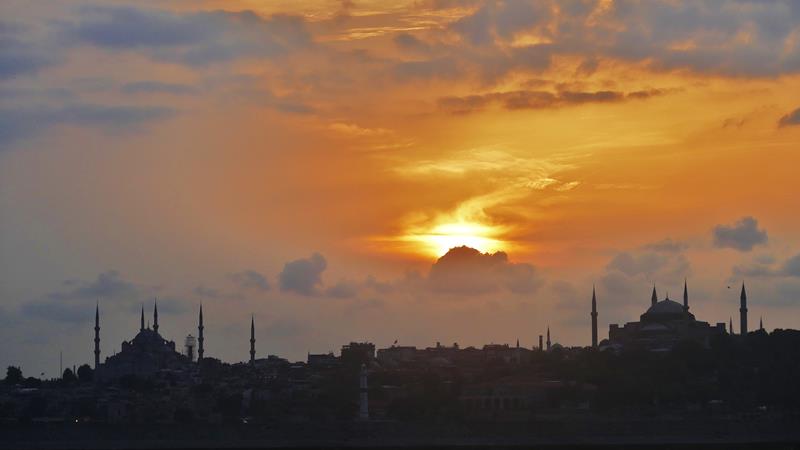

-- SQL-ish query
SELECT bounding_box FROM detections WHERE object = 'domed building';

[605,282,726,352]
[96,301,191,381]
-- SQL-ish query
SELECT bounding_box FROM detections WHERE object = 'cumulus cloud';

[782,254,800,277]
[427,246,543,295]
[778,107,800,127]
[325,280,359,299]
[20,271,185,323]
[229,270,270,291]
[46,270,139,301]
[279,253,327,296]
[713,216,768,251]
[600,238,691,302]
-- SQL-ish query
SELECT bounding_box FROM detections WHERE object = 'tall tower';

[591,286,598,348]
[683,279,689,312]
[197,305,204,362]
[538,335,543,351]
[153,298,159,334]
[729,317,734,335]
[740,283,748,335]
[94,302,100,369]
[140,304,145,332]
[651,285,658,307]
[358,364,369,420]
[546,326,551,351]
[249,315,256,365]
[759,316,764,331]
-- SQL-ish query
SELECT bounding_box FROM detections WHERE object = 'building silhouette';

[95,301,188,381]
[606,282,726,351]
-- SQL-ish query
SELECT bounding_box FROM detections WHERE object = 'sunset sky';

[2,0,800,377]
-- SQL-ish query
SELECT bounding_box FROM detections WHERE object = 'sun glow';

[411,222,506,258]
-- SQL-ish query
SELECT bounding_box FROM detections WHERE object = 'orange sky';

[2,0,800,376]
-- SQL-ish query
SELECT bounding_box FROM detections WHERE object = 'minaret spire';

[683,279,689,311]
[140,304,145,332]
[651,284,658,306]
[759,316,764,331]
[729,316,734,335]
[249,315,256,365]
[546,326,551,351]
[591,285,597,348]
[94,301,101,369]
[153,298,159,334]
[740,282,748,335]
[198,304,204,362]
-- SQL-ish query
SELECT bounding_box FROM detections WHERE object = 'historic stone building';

[95,301,191,381]
[603,282,727,351]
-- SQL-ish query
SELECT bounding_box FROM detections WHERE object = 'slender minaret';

[516,338,520,348]
[759,316,764,331]
[591,285,598,348]
[740,283,748,335]
[683,279,689,312]
[729,316,734,335]
[94,302,101,369]
[140,304,145,332]
[546,326,551,351]
[197,305,204,362]
[249,315,256,365]
[358,364,369,420]
[538,335,543,350]
[651,285,658,307]
[153,298,159,334]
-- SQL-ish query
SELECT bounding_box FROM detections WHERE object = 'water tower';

[185,334,197,362]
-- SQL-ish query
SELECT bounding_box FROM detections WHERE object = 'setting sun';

[411,222,506,257]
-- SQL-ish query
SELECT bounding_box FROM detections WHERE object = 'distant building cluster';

[1,280,775,427]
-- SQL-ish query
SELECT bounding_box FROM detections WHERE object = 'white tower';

[185,335,197,362]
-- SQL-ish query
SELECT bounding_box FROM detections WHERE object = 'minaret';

[153,298,159,334]
[94,302,100,369]
[683,279,689,312]
[546,326,551,351]
[197,305,204,362]
[140,305,145,332]
[591,286,597,348]
[740,283,748,335]
[538,335,543,350]
[651,285,658,307]
[759,316,764,331]
[729,317,734,335]
[249,315,256,365]
[358,364,369,420]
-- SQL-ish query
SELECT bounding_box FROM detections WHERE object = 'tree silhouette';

[5,366,22,385]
